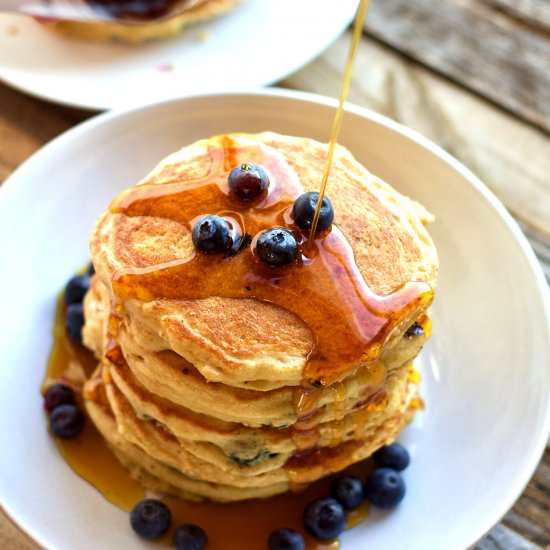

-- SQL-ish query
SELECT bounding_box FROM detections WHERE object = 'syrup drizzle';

[309,0,371,238]
[109,137,433,388]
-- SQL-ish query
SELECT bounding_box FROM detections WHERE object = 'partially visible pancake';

[40,0,243,43]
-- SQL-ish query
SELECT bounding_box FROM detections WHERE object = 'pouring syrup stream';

[309,0,370,239]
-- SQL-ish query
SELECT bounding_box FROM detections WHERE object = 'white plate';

[0,0,358,110]
[1,90,549,550]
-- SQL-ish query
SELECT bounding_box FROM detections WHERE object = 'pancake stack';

[41,0,243,43]
[82,132,438,502]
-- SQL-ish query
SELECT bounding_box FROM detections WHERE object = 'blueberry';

[228,163,269,200]
[65,303,84,345]
[50,404,84,439]
[65,274,90,305]
[292,192,334,233]
[373,443,410,471]
[192,215,231,254]
[44,383,75,414]
[255,228,298,267]
[173,523,208,550]
[303,497,345,541]
[364,468,405,509]
[268,528,304,550]
[130,499,171,540]
[404,322,424,339]
[332,476,364,510]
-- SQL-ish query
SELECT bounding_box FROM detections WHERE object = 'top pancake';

[90,132,438,388]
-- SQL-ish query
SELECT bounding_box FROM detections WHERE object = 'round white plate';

[0,0,358,111]
[1,90,549,550]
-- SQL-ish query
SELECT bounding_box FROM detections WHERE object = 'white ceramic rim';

[1,88,549,549]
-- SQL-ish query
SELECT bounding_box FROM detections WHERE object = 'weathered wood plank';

[483,0,550,32]
[363,0,550,132]
[475,523,542,549]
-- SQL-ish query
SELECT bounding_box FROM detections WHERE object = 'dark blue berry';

[373,443,410,471]
[130,499,171,540]
[268,528,304,550]
[50,404,84,439]
[44,383,75,414]
[404,323,424,339]
[173,523,208,550]
[255,228,298,267]
[65,274,90,305]
[192,215,231,254]
[65,303,84,345]
[228,163,269,200]
[332,476,364,510]
[303,497,345,541]
[292,192,334,233]
[364,468,406,509]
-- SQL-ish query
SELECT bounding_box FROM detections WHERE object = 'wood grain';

[483,0,550,32]
[363,0,550,132]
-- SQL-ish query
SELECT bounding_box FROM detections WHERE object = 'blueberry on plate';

[255,227,298,267]
[44,383,75,414]
[65,303,85,345]
[173,523,208,550]
[332,475,364,510]
[373,443,410,471]
[130,499,171,540]
[292,191,334,233]
[228,162,269,200]
[364,468,406,509]
[268,527,304,550]
[192,215,232,254]
[50,404,84,439]
[303,497,345,541]
[65,274,90,305]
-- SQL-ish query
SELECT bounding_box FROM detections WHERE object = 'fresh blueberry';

[404,322,424,339]
[268,528,304,550]
[130,499,171,540]
[303,497,345,541]
[364,468,406,509]
[65,303,84,345]
[50,404,84,439]
[44,383,75,414]
[65,274,90,305]
[373,443,410,471]
[255,228,298,267]
[332,476,364,510]
[192,215,232,254]
[292,192,334,233]
[173,523,208,550]
[228,163,269,200]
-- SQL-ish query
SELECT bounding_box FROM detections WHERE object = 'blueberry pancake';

[81,132,438,501]
[40,0,243,43]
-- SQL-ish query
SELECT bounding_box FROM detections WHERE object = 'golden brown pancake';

[82,131,438,501]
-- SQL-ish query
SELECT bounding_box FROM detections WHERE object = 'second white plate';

[0,0,358,110]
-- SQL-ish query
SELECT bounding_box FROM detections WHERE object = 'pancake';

[40,0,243,43]
[81,131,438,502]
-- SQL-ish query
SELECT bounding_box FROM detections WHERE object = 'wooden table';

[1,1,549,548]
